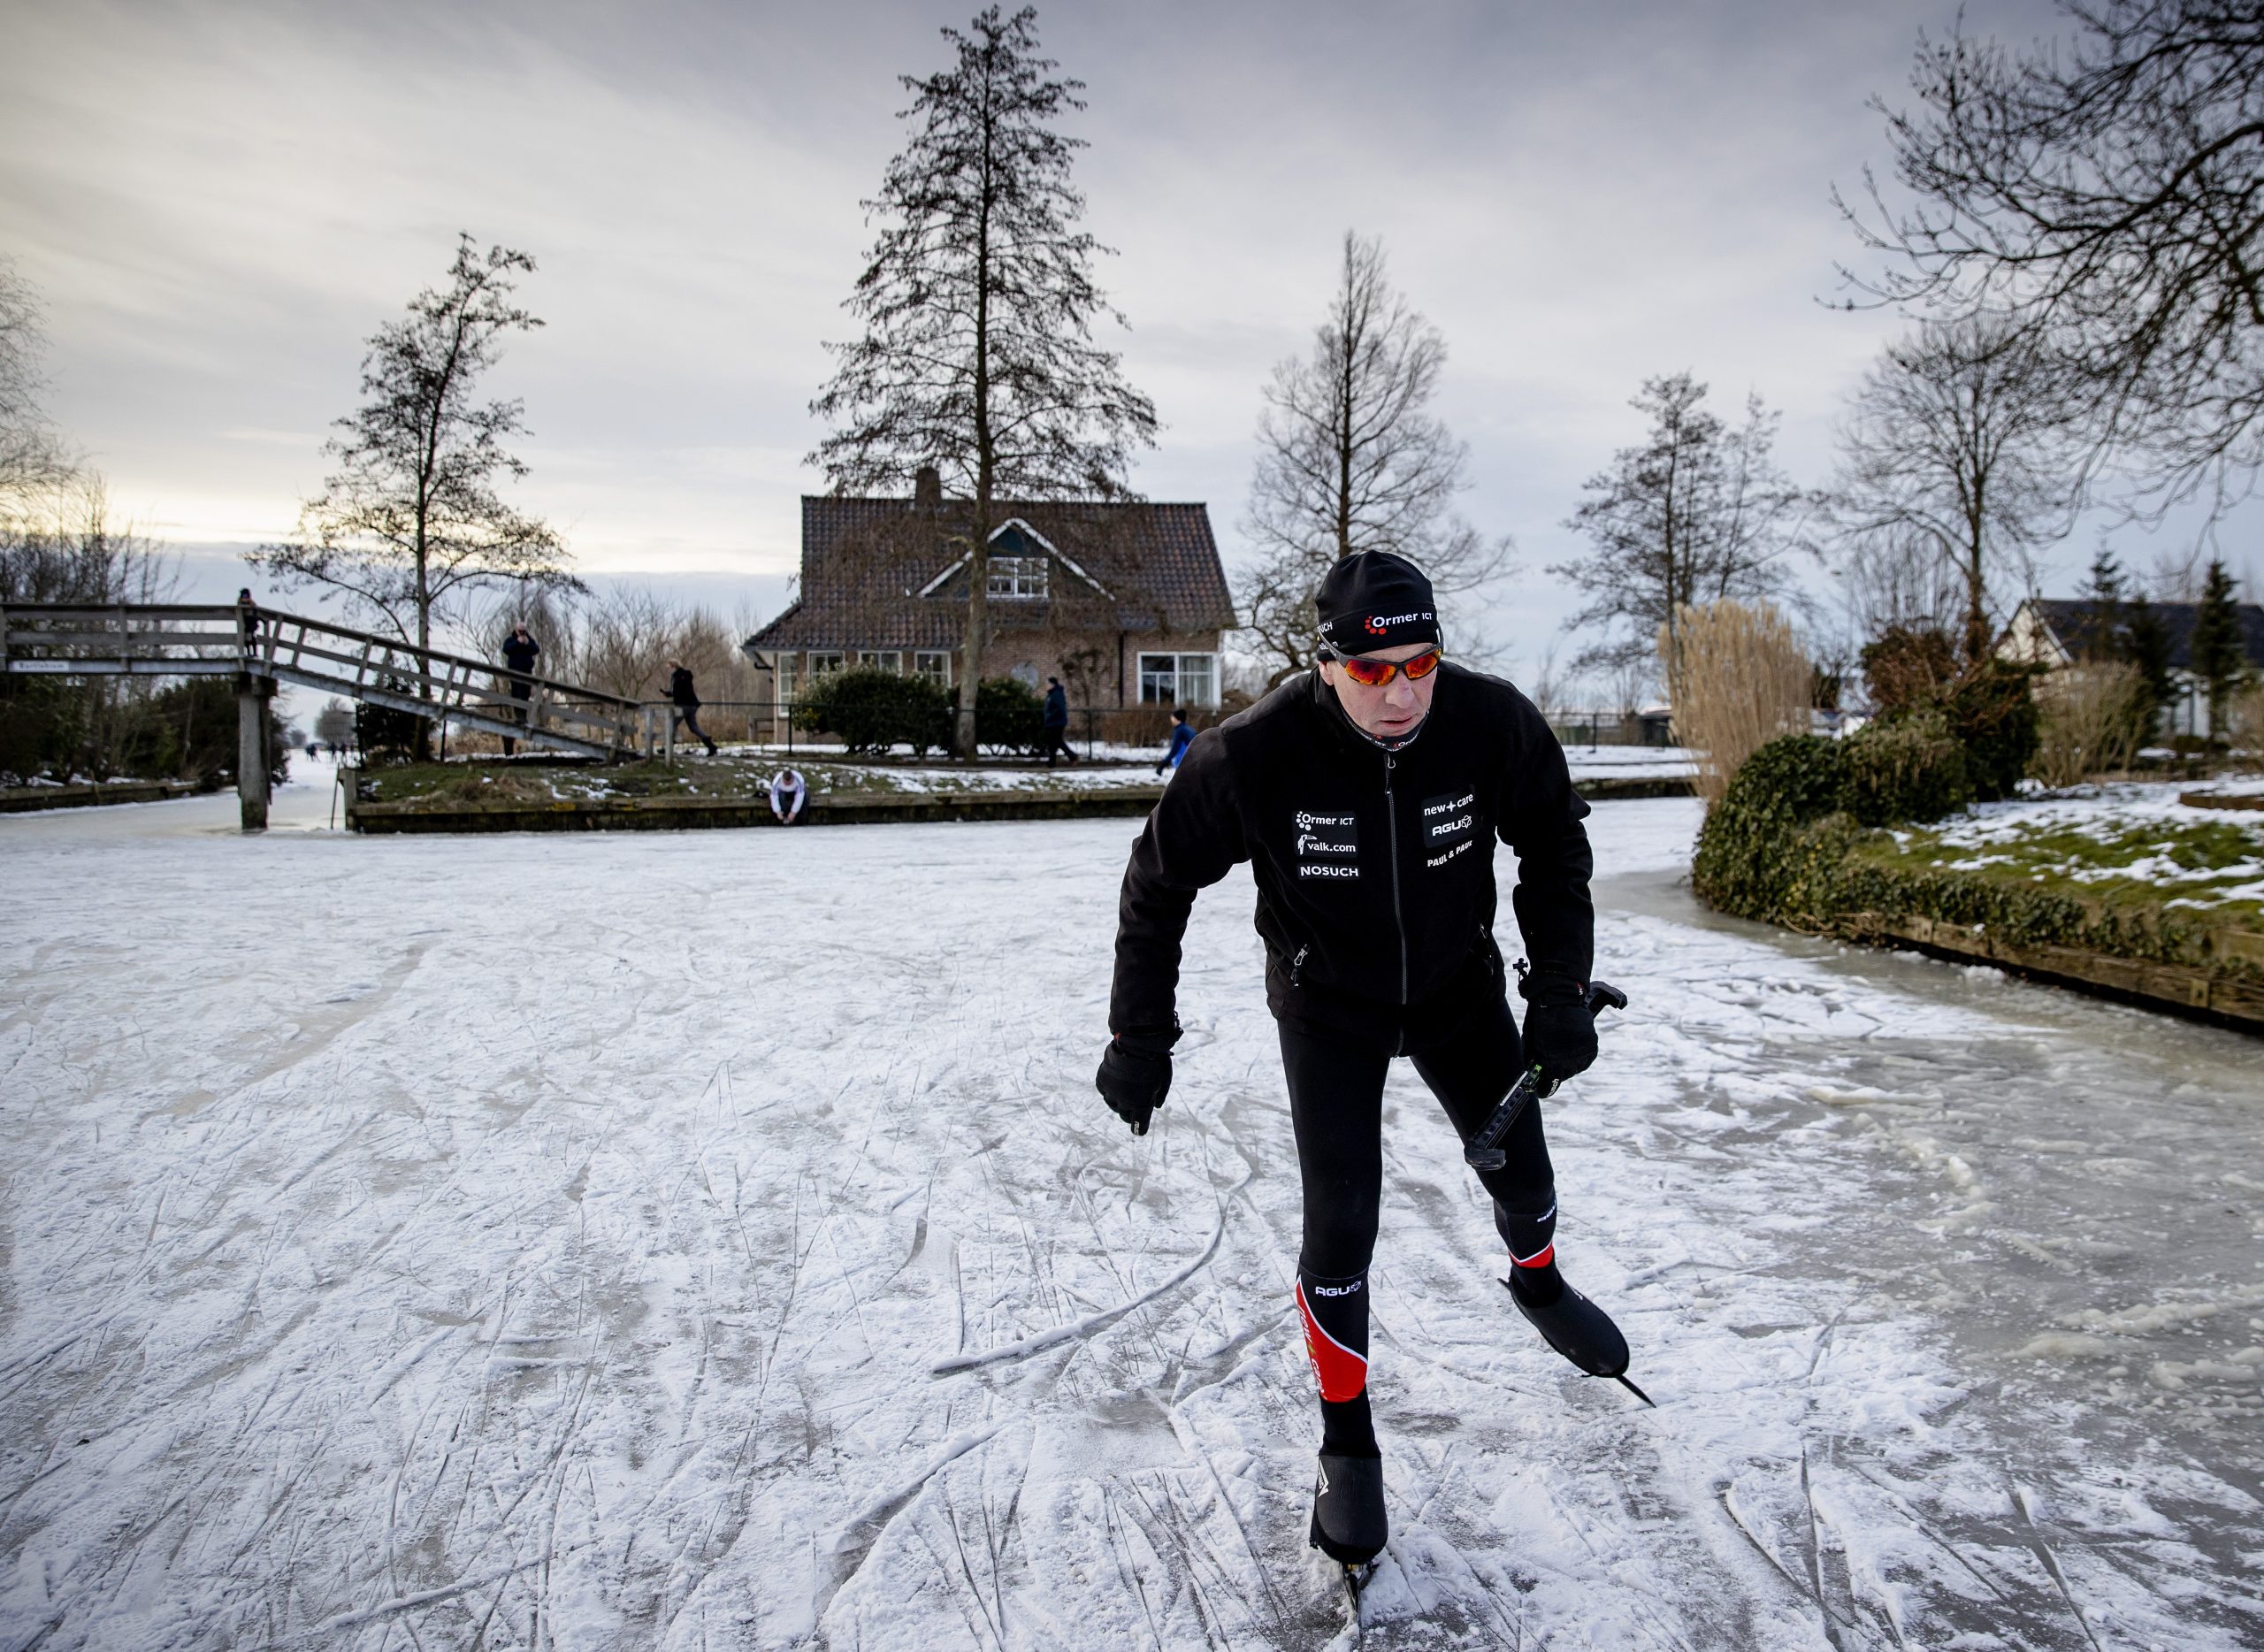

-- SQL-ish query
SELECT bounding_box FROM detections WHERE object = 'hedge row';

[1693,732,2260,983]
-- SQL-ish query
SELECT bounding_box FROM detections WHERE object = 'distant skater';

[1155,707,1195,776]
[499,623,539,755]
[668,659,719,756]
[1041,677,1078,767]
[236,587,263,661]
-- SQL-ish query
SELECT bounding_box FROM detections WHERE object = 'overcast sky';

[11,0,2218,683]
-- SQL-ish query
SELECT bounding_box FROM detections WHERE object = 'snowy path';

[2,787,2260,1649]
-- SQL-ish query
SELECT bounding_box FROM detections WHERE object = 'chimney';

[914,464,942,510]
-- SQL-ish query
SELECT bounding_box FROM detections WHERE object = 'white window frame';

[914,650,953,686]
[807,650,845,677]
[857,650,903,673]
[1138,652,1220,707]
[776,652,800,709]
[986,555,1049,600]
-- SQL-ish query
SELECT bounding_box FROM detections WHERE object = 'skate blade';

[1609,1372,1656,1407]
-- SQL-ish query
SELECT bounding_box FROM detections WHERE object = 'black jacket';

[1109,664,1593,1054]
[669,667,699,707]
[501,634,539,674]
[1044,684,1069,727]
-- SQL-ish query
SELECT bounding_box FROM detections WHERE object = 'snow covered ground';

[3,778,2260,1649]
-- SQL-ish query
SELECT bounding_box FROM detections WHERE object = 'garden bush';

[975,677,1045,754]
[1840,713,1971,827]
[1944,660,2040,800]
[793,668,952,755]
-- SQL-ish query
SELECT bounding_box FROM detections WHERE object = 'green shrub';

[1944,660,2039,800]
[975,677,1045,754]
[793,668,952,755]
[1840,713,1972,826]
[1692,734,1849,917]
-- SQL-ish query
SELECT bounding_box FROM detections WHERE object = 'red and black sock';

[1496,1195,1563,1305]
[1296,1266,1377,1457]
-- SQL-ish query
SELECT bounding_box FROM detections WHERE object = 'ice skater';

[769,766,807,824]
[667,659,719,756]
[1096,550,1629,1584]
[1154,707,1195,776]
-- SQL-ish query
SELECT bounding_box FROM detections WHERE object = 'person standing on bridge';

[667,659,719,757]
[1094,550,1628,1579]
[498,623,540,756]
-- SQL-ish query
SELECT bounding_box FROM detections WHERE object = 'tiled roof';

[2027,598,2264,672]
[748,496,1235,651]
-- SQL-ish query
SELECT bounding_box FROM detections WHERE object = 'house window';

[807,651,845,677]
[1138,653,1219,707]
[987,555,1049,600]
[776,652,799,708]
[914,650,952,686]
[858,650,902,673]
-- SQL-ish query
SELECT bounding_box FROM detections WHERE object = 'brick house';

[745,472,1235,713]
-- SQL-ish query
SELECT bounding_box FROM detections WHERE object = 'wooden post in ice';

[235,672,272,832]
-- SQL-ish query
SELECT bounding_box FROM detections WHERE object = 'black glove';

[1519,970,1597,1090]
[1096,1029,1174,1136]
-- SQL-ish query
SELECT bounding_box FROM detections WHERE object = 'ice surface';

[2,778,2260,1648]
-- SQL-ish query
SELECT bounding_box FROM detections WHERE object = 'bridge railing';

[2,602,647,758]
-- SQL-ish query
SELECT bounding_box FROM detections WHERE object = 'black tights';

[1281,990,1556,1273]
[1282,991,1558,1455]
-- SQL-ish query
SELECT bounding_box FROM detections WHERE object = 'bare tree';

[0,258,76,514]
[810,6,1157,755]
[1239,233,1512,683]
[1840,2,2264,510]
[1551,371,1812,684]
[1834,317,2080,663]
[251,235,582,661]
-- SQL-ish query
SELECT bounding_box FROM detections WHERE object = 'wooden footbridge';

[1,603,651,829]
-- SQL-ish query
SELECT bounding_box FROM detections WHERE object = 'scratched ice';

[1,776,2259,1648]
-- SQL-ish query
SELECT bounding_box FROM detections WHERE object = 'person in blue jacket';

[1155,707,1196,776]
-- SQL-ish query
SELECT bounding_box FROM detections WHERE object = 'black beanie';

[1315,551,1441,655]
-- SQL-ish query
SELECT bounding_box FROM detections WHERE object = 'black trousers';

[1282,988,1556,1283]
[1040,726,1075,765]
[672,706,714,747]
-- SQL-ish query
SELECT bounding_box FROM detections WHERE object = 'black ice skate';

[1503,1273,1655,1406]
[1309,1450,1387,1571]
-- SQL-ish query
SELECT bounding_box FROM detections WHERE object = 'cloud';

[9,0,2172,683]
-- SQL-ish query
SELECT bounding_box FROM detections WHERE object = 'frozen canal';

[3,776,2260,1650]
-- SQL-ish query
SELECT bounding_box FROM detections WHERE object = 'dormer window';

[987,555,1049,600]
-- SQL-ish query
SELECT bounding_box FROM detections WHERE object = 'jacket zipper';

[1290,944,1309,988]
[1384,752,1407,1003]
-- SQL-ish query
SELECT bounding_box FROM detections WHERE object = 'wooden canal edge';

[343,772,1694,835]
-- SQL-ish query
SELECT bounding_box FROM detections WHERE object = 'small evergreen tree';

[2189,556,2251,743]
[2077,549,2123,661]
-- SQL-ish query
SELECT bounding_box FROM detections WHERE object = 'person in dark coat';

[1040,676,1078,767]
[1095,550,1610,1574]
[499,623,539,754]
[668,659,718,756]
[236,587,263,661]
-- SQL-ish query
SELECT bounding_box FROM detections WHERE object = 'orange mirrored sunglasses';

[1335,646,1442,687]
